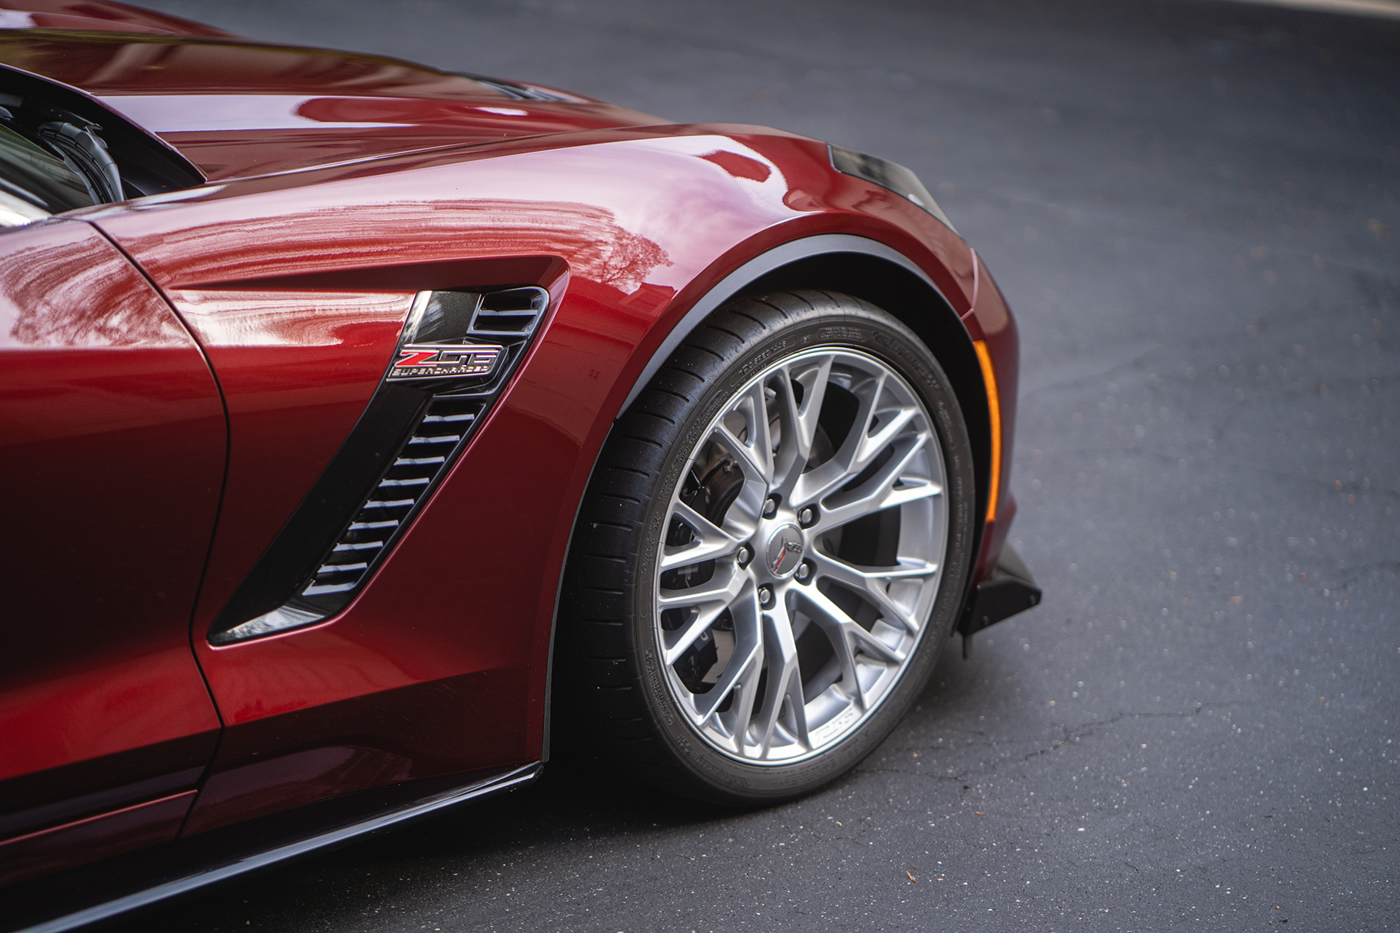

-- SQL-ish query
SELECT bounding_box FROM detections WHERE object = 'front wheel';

[559,290,975,804]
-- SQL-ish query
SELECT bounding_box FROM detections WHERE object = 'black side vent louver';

[210,286,550,645]
[303,394,483,599]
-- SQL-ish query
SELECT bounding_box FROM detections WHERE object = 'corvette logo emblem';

[765,524,805,578]
[771,538,802,574]
[388,343,504,381]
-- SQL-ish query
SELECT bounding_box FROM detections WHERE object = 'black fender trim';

[616,232,992,590]
[621,234,954,412]
[612,231,992,619]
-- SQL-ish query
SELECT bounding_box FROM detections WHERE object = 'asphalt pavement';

[117,0,1398,929]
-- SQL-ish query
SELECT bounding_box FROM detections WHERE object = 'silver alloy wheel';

[653,346,948,763]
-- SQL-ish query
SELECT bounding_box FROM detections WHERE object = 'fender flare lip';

[618,233,952,415]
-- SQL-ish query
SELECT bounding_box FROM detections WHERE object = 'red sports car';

[0,2,1038,928]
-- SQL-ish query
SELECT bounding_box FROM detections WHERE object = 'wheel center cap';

[764,523,805,579]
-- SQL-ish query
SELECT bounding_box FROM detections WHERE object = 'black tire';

[557,289,975,805]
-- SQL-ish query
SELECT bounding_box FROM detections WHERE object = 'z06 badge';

[389,344,504,381]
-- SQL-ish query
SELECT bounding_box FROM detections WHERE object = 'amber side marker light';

[973,339,1001,524]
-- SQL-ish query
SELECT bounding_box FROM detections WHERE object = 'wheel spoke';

[772,355,834,498]
[705,421,778,532]
[790,356,834,460]
[815,434,940,531]
[744,380,777,482]
[659,566,749,664]
[844,369,890,470]
[727,647,764,756]
[791,368,908,506]
[792,589,864,708]
[794,587,905,711]
[853,404,920,476]
[751,601,808,757]
[657,561,746,610]
[812,553,934,634]
[661,500,742,571]
[695,635,761,724]
[715,380,775,486]
[693,590,763,722]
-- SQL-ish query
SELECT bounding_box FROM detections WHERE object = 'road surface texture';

[115,0,1398,929]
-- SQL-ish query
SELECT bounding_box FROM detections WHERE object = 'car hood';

[0,29,665,181]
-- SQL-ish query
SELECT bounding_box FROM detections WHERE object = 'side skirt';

[6,763,541,933]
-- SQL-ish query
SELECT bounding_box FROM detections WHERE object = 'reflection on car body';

[0,2,1038,929]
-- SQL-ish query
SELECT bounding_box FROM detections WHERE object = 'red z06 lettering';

[389,344,503,380]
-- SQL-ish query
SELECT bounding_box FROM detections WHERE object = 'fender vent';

[210,286,550,644]
[304,394,483,598]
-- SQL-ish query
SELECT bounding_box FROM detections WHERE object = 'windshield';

[0,123,97,226]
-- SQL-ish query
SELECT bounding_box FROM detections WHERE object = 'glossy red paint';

[0,790,196,887]
[0,221,223,849]
[179,668,529,834]
[0,12,1034,920]
[168,289,416,638]
[81,125,995,830]
[0,32,663,181]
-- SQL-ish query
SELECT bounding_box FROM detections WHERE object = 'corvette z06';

[0,2,1040,929]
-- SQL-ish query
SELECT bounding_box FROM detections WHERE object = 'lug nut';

[736,545,753,568]
[798,506,816,528]
[758,584,774,608]
[795,560,813,583]
[762,497,778,518]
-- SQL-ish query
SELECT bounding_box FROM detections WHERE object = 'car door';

[0,219,226,886]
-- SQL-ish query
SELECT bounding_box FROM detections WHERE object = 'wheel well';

[745,252,991,527]
[545,249,992,762]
